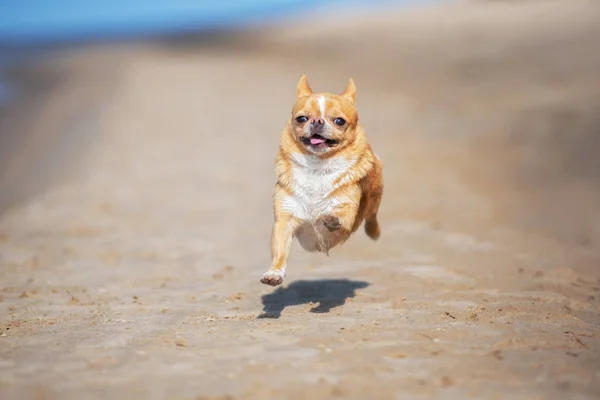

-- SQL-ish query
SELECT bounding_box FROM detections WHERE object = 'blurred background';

[1,0,600,398]
[1,0,599,244]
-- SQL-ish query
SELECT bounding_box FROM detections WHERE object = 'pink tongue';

[310,137,325,145]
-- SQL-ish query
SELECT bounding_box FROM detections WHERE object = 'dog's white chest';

[282,153,355,222]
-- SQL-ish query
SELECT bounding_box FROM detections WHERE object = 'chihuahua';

[260,75,384,286]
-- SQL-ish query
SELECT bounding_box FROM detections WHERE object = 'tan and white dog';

[260,75,384,286]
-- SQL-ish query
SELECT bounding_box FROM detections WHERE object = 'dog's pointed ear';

[297,74,313,98]
[341,78,356,104]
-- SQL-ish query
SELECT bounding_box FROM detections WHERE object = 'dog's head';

[290,75,359,156]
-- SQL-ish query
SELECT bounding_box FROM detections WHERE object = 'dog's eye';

[334,118,346,126]
[296,116,308,123]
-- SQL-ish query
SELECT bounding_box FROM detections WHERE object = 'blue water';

[0,0,436,106]
[0,0,424,45]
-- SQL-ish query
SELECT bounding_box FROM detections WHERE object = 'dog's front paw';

[322,215,342,232]
[260,270,285,286]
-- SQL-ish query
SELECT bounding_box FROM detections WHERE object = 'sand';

[1,0,599,399]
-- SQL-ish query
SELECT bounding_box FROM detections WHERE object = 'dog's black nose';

[310,117,325,126]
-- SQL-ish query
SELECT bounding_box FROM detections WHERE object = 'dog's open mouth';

[302,134,338,148]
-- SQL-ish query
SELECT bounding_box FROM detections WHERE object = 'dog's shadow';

[258,279,370,319]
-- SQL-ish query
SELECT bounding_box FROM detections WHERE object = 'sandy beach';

[1,0,599,398]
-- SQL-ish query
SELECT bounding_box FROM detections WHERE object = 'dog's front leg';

[321,186,361,234]
[261,186,301,286]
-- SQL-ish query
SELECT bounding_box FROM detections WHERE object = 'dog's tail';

[364,214,380,240]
